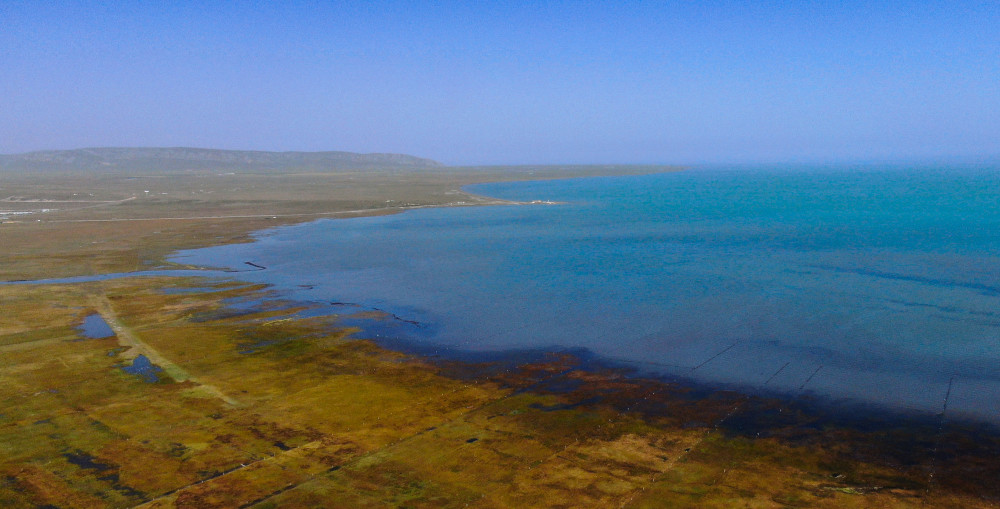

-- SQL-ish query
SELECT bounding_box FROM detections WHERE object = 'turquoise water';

[171,165,1000,422]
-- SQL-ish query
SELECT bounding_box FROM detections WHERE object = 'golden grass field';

[3,165,999,508]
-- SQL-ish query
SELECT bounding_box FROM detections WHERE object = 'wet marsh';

[3,276,1000,507]
[3,165,1000,507]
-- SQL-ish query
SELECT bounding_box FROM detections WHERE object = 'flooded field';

[3,275,1000,508]
[173,166,1000,425]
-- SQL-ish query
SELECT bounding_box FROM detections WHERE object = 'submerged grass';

[2,276,1000,507]
[3,165,1000,507]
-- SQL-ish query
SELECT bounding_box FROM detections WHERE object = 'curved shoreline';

[10,259,999,433]
[8,169,1000,430]
[6,165,1000,506]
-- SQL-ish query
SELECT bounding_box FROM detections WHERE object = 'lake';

[171,165,1000,423]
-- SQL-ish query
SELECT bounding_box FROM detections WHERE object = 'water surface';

[172,165,1000,423]
[79,314,114,339]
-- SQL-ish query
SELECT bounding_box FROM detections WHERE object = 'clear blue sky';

[2,1,997,164]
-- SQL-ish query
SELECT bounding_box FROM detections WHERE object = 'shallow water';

[171,165,1000,422]
[121,354,163,383]
[79,314,114,339]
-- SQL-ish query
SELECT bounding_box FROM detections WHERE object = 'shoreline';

[1,164,671,281]
[7,169,998,431]
[10,272,999,506]
[5,165,1000,506]
[152,169,1000,431]
[1,193,547,225]
[295,287,1000,434]
[8,262,1000,434]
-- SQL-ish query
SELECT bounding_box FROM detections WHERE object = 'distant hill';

[0,147,444,172]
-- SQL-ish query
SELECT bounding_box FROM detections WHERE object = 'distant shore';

[6,162,1000,506]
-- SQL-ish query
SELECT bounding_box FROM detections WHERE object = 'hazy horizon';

[2,145,998,170]
[3,1,998,166]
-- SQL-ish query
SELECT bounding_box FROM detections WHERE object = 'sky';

[1,1,998,165]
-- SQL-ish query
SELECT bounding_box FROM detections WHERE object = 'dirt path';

[89,293,240,406]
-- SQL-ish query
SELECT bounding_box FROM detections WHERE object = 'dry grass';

[0,165,674,279]
[3,165,998,507]
[3,277,998,508]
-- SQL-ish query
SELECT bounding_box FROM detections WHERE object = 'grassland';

[2,161,999,508]
[0,164,666,279]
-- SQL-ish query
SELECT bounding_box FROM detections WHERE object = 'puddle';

[121,354,164,383]
[79,313,115,339]
[64,450,113,471]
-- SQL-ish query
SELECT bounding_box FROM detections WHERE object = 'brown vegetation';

[3,163,998,507]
